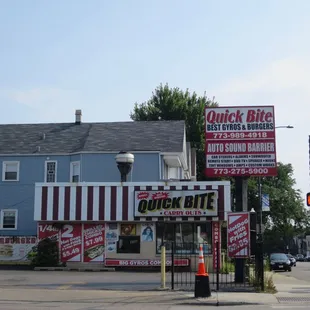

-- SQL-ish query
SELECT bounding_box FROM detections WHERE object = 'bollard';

[160,245,166,289]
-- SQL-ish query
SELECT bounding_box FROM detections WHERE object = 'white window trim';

[0,209,18,230]
[70,161,80,182]
[2,161,20,182]
[44,160,58,183]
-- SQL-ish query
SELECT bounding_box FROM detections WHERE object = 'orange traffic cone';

[196,244,208,276]
[194,244,211,298]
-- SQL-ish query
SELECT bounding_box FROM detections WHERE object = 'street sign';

[262,194,270,212]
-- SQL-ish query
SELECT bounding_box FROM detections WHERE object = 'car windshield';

[270,253,288,260]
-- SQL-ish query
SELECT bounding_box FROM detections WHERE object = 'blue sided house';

[0,110,196,262]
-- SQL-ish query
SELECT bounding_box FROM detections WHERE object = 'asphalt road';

[0,268,308,309]
[290,261,310,282]
[0,270,165,290]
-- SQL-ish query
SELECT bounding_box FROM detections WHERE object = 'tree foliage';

[130,84,309,251]
[247,163,310,253]
[130,83,217,180]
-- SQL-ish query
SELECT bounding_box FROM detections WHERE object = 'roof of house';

[0,120,185,154]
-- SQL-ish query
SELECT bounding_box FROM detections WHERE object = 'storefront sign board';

[105,258,190,267]
[227,212,250,258]
[134,190,218,217]
[205,106,277,177]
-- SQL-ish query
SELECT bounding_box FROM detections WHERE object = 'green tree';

[247,163,310,253]
[130,83,217,180]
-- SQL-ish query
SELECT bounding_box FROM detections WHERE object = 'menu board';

[60,224,82,262]
[83,224,105,262]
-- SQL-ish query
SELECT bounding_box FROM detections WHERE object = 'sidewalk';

[0,272,307,307]
[0,287,278,307]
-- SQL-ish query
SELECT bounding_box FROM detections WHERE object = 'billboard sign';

[227,212,250,258]
[134,190,218,217]
[205,106,277,177]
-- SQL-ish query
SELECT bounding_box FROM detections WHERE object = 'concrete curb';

[34,267,115,272]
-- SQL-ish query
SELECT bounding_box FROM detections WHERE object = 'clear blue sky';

[0,0,310,199]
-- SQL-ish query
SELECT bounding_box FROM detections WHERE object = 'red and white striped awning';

[34,182,231,222]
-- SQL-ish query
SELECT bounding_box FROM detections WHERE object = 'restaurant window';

[117,236,140,254]
[156,222,212,254]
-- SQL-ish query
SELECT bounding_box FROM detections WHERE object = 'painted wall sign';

[0,237,36,262]
[105,258,189,267]
[134,190,218,217]
[227,212,250,258]
[212,221,222,270]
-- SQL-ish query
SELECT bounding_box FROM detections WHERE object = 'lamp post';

[256,124,294,291]
[115,151,134,182]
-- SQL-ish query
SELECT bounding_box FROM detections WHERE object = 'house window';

[117,236,140,254]
[1,210,17,229]
[156,222,212,254]
[70,161,80,182]
[45,161,57,183]
[2,161,20,181]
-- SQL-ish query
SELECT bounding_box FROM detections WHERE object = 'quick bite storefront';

[34,181,231,269]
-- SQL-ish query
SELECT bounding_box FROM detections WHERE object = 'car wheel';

[288,268,292,272]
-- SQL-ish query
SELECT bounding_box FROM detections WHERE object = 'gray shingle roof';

[0,120,185,154]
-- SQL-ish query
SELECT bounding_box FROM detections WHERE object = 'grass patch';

[220,261,235,274]
[249,273,277,294]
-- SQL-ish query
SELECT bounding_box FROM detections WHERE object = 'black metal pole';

[257,177,264,291]
[234,177,245,283]
[216,241,220,291]
[120,173,127,182]
[171,241,175,290]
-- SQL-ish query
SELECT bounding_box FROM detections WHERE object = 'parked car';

[269,253,292,272]
[305,256,310,262]
[295,254,305,262]
[287,254,296,266]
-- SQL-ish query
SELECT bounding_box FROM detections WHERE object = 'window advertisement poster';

[120,224,136,236]
[60,224,82,262]
[141,223,155,242]
[38,223,60,242]
[212,221,222,270]
[227,212,250,258]
[105,223,118,253]
[83,224,105,262]
[205,106,277,177]
[0,237,37,262]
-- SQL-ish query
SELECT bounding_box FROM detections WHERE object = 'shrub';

[220,261,235,274]
[249,273,277,293]
[28,238,59,267]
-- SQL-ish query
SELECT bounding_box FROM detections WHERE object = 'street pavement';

[0,263,310,309]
